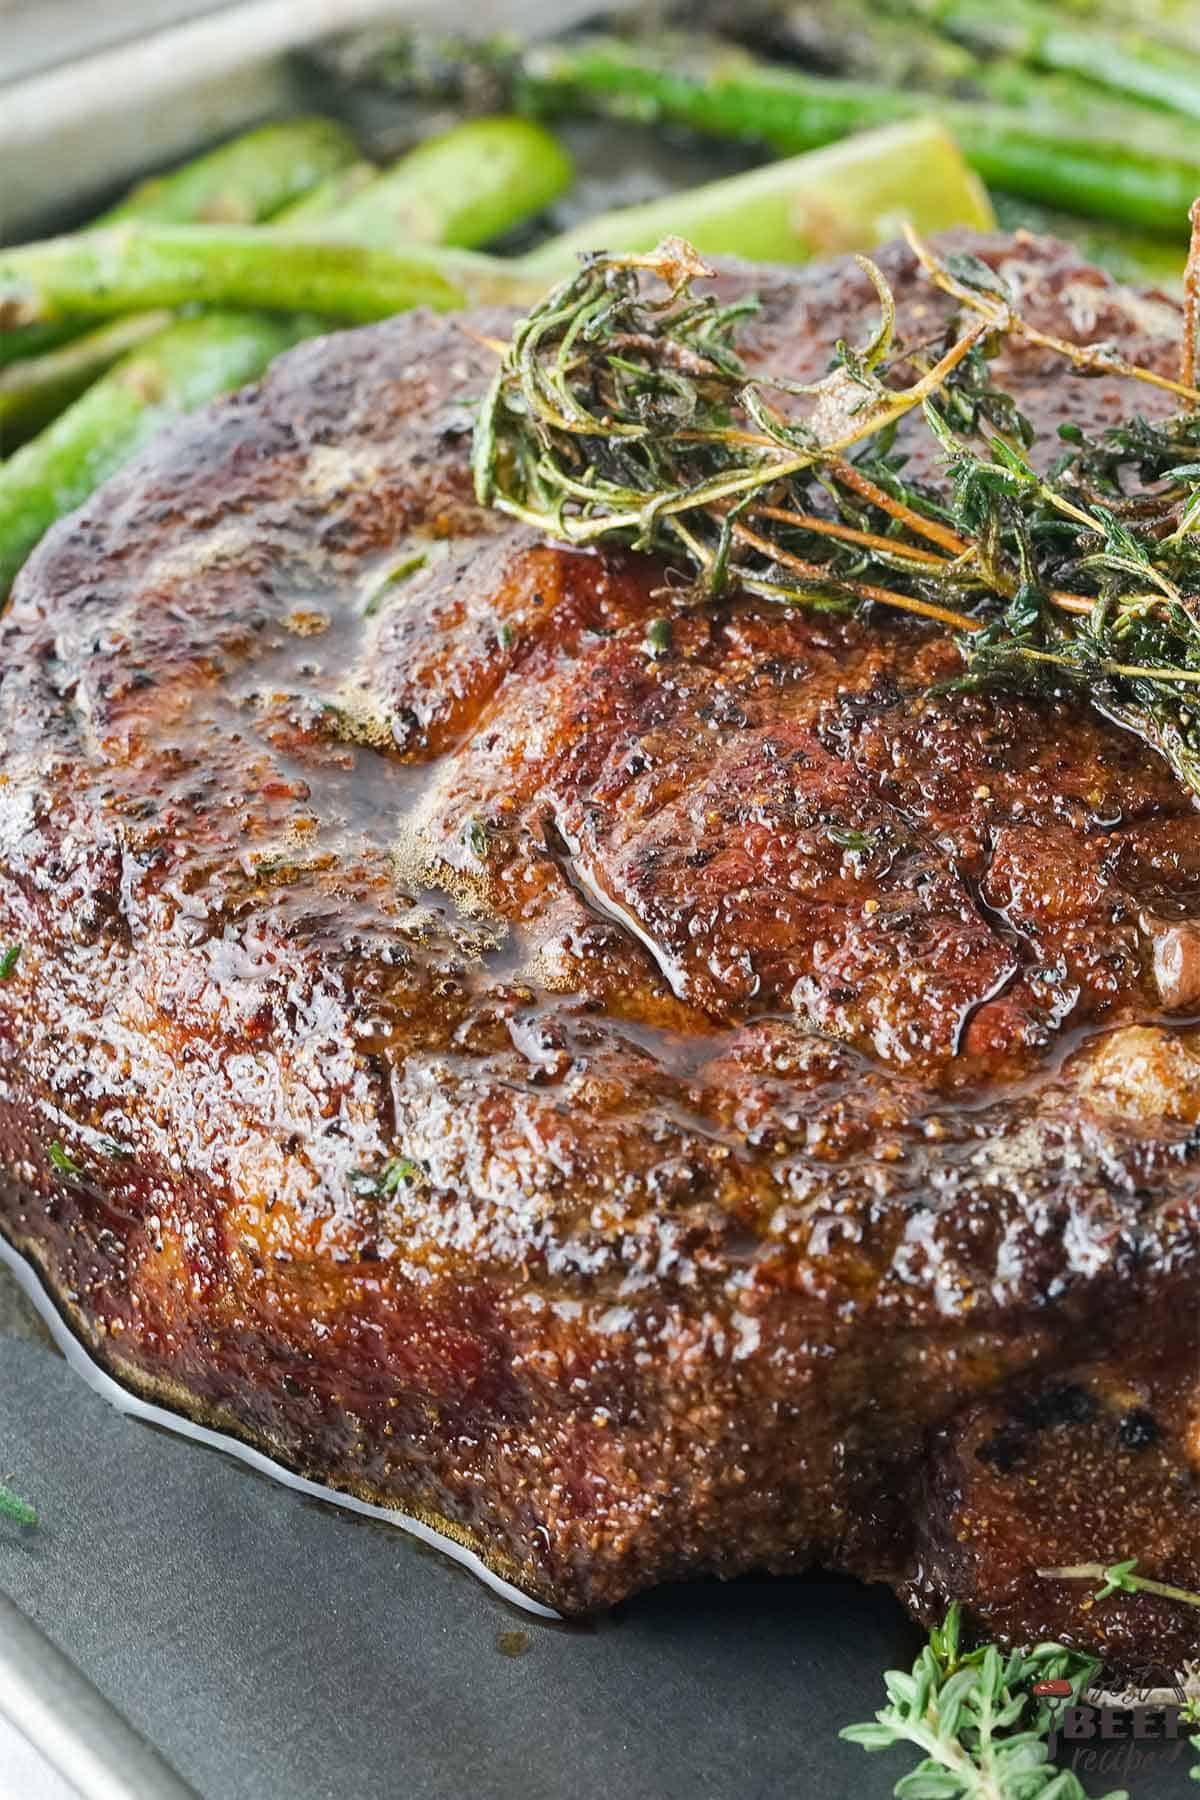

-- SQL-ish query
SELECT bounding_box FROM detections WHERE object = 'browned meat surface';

[907,1351,1200,1673]
[2,232,1200,1651]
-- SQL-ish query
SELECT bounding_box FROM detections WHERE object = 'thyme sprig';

[841,1604,1119,1800]
[1038,1558,1200,1612]
[1184,1698,1200,1786]
[474,232,1200,797]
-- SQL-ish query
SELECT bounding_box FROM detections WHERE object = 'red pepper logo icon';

[1031,1679,1073,1698]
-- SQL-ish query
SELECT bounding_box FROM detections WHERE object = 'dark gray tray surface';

[1,1330,1194,1799]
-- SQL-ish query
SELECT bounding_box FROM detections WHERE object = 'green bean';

[911,0,1200,122]
[513,34,1200,236]
[323,116,572,249]
[0,226,539,331]
[524,117,992,274]
[0,311,172,449]
[102,117,361,225]
[0,312,308,596]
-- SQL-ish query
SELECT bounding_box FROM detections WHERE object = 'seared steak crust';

[3,233,1200,1648]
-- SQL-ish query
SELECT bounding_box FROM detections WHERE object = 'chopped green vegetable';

[348,1156,420,1198]
[828,827,878,854]
[0,323,81,374]
[0,945,20,980]
[363,553,429,618]
[0,226,538,333]
[0,1485,37,1527]
[47,1141,82,1177]
[737,0,978,90]
[912,0,1200,123]
[0,118,361,406]
[644,617,673,655]
[1038,1556,1200,1610]
[380,1157,418,1194]
[324,116,572,251]
[512,33,1200,236]
[0,117,567,590]
[1184,1698,1200,1781]
[271,162,381,225]
[0,311,172,449]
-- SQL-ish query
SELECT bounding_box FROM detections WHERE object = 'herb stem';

[1049,589,1102,616]
[1017,648,1200,682]
[840,1601,1113,1800]
[493,315,992,548]
[730,520,986,630]
[750,502,953,567]
[904,221,1200,405]
[1185,198,1200,390]
[829,455,973,555]
[1039,1559,1200,1608]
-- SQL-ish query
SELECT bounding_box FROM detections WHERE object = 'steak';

[3,232,1200,1654]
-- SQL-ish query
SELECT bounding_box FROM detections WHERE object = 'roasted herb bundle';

[474,227,1200,797]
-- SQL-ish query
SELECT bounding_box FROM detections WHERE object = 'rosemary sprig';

[840,1603,1119,1800]
[475,233,1200,797]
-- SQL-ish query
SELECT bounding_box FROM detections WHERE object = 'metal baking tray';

[0,0,614,239]
[0,5,1196,1797]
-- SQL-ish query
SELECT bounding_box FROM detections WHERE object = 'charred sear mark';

[975,1427,1026,1474]
[975,1384,1098,1472]
[1118,1407,1161,1451]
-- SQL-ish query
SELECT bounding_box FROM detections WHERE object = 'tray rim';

[0,1588,201,1800]
[0,0,623,243]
